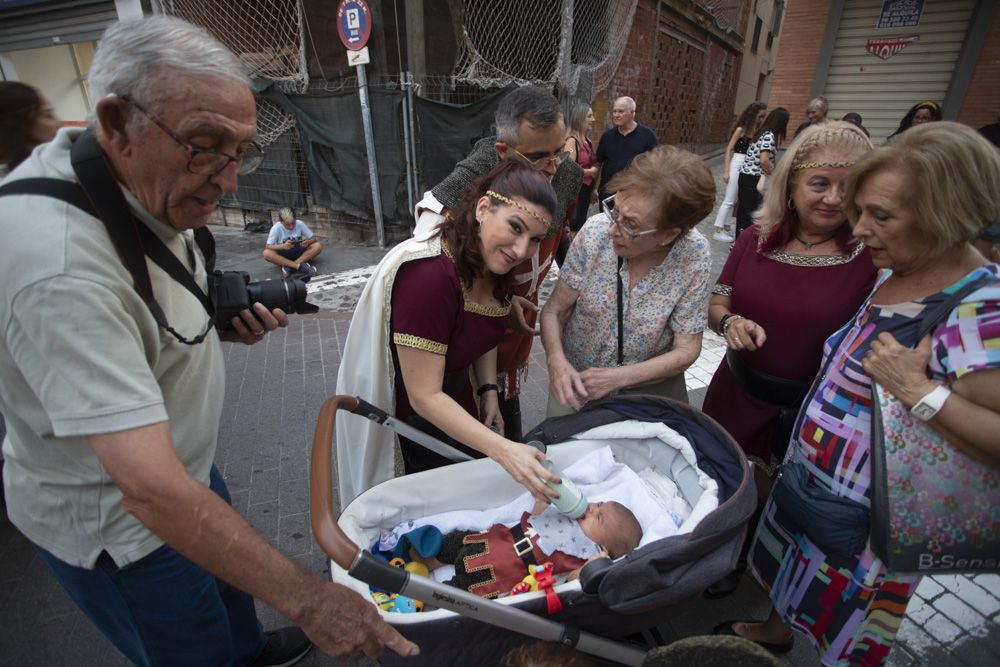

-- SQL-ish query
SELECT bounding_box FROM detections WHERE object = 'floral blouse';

[559,214,711,371]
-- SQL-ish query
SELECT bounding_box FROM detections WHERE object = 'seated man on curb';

[263,207,322,279]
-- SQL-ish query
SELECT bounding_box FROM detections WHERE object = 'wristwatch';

[909,385,951,422]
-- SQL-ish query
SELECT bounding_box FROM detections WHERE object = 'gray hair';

[495,85,562,146]
[89,15,250,121]
[615,96,636,112]
[279,207,294,222]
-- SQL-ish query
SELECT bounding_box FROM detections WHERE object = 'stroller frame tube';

[311,395,646,666]
[352,396,474,463]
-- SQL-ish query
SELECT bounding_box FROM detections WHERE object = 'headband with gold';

[791,160,856,171]
[486,190,552,229]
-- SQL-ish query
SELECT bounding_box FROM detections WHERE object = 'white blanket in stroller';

[378,420,719,554]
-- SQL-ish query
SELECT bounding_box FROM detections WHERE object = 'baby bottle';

[542,459,588,519]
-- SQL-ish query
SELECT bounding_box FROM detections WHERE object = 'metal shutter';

[0,0,118,53]
[823,0,975,143]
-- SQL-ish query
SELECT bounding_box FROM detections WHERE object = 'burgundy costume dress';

[390,246,510,472]
[701,226,876,461]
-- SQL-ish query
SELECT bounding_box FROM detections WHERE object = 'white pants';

[712,152,745,229]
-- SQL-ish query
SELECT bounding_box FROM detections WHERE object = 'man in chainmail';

[414,85,583,441]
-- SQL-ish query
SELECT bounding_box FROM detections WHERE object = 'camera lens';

[245,277,318,316]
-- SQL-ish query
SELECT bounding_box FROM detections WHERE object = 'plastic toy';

[510,562,562,614]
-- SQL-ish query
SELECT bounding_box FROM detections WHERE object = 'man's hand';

[221,302,289,344]
[297,581,419,660]
[301,237,316,247]
[510,295,539,336]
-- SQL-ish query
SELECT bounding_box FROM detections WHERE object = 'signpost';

[337,0,385,248]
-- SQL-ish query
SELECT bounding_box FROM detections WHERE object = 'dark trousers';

[736,172,763,239]
[33,467,266,667]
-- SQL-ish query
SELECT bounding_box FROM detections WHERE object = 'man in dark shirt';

[594,96,657,200]
[979,113,1000,148]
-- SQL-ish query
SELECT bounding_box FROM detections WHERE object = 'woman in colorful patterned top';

[541,146,715,413]
[735,107,789,239]
[335,161,561,508]
[715,123,1000,665]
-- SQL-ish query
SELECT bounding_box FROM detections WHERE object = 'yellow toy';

[510,562,562,614]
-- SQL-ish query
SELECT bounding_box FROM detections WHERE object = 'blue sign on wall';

[876,0,925,29]
[337,0,372,51]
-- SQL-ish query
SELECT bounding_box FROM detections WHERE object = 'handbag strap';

[912,273,996,346]
[616,255,624,366]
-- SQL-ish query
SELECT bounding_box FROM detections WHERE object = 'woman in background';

[557,103,599,266]
[713,101,767,242]
[793,96,828,138]
[889,100,941,139]
[735,108,789,239]
[0,82,61,175]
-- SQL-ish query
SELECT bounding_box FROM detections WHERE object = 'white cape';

[335,230,442,508]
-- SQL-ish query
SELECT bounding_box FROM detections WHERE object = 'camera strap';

[0,131,217,344]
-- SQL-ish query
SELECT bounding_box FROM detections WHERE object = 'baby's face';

[577,501,642,558]
[578,502,621,550]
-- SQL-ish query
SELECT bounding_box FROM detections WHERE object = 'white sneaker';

[713,231,735,242]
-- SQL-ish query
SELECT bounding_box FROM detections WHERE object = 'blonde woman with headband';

[702,122,877,598]
[335,160,561,507]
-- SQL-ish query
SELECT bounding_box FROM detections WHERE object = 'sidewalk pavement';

[1,154,997,666]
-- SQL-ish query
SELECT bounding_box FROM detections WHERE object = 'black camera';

[210,271,319,329]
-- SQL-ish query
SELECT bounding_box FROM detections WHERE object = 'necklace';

[795,231,839,249]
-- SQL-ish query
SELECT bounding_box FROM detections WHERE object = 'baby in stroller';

[415,499,642,599]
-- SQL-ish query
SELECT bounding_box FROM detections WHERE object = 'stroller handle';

[310,394,363,568]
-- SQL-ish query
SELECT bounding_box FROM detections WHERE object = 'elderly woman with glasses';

[541,146,715,412]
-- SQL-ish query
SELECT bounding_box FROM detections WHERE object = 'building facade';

[769,0,997,143]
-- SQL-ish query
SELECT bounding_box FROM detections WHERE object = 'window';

[751,17,763,54]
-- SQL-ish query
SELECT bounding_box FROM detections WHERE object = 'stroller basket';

[310,395,755,666]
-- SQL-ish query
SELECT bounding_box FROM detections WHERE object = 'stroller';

[310,394,756,666]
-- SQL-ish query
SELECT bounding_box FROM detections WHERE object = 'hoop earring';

[787,198,795,211]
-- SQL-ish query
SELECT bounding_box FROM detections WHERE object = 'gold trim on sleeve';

[712,283,733,297]
[393,333,448,355]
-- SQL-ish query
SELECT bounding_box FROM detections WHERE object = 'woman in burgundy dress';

[701,122,877,595]
[336,160,561,507]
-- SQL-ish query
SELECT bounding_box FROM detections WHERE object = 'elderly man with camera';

[0,16,416,667]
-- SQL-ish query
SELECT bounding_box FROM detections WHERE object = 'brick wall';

[600,0,742,147]
[957,8,1000,129]
[767,0,834,121]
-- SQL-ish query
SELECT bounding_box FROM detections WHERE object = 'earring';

[787,198,796,211]
[476,216,483,225]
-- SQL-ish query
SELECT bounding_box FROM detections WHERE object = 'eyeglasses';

[508,146,568,170]
[601,195,658,240]
[116,94,264,176]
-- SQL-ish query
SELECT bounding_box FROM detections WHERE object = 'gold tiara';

[486,190,552,228]
[791,160,856,171]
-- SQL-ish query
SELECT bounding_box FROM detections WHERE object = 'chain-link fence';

[153,1,637,241]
